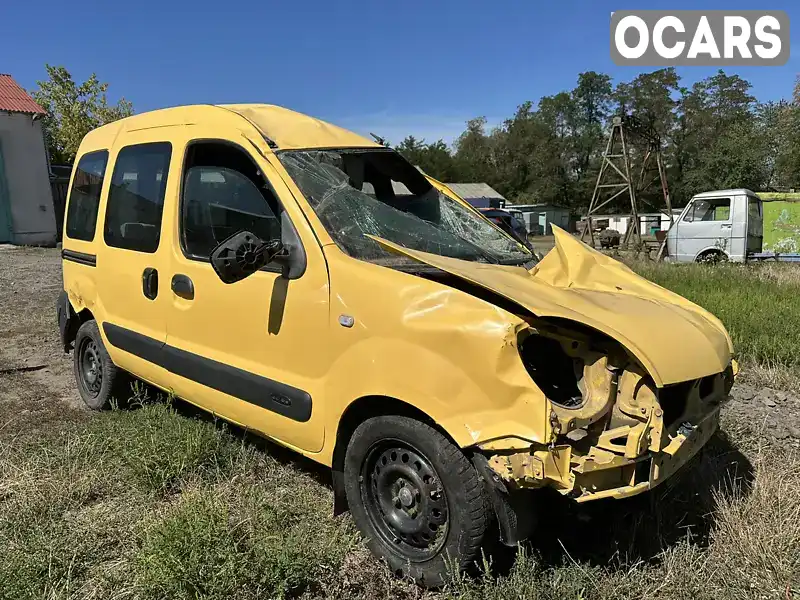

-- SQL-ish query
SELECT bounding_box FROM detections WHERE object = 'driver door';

[164,134,329,453]
[675,196,733,261]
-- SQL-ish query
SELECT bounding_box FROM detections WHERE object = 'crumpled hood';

[373,227,733,387]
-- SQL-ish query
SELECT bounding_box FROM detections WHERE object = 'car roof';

[692,188,759,199]
[80,104,381,151]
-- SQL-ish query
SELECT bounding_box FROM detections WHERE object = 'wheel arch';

[58,290,96,352]
[330,394,460,516]
[694,247,729,262]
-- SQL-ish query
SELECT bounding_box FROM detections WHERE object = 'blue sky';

[3,0,798,145]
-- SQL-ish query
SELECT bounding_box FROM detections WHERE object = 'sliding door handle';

[142,268,158,300]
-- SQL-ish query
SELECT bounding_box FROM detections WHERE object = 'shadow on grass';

[488,430,754,576]
[118,381,335,488]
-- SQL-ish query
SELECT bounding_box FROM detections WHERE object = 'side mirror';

[210,230,284,284]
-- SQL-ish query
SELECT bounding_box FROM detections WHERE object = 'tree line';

[31,65,800,213]
[395,69,800,211]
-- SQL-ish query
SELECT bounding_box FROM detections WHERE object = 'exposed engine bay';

[465,323,734,545]
[474,321,734,545]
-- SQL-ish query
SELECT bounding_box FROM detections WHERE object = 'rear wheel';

[73,320,128,410]
[344,415,492,587]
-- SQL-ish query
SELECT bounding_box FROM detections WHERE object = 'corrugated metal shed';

[368,181,506,202]
[444,183,505,201]
[0,75,45,115]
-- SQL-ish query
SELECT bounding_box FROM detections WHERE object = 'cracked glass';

[278,148,533,268]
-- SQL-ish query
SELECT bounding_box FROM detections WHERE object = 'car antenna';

[370,132,389,147]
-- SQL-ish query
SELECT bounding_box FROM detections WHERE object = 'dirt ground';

[0,246,85,438]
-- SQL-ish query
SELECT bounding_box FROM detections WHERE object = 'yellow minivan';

[58,104,735,585]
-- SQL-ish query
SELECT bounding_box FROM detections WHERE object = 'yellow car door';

[94,130,178,387]
[162,132,330,454]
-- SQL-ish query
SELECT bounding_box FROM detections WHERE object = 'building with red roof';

[0,74,57,245]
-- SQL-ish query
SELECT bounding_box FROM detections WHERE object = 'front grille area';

[699,374,716,399]
[660,380,693,427]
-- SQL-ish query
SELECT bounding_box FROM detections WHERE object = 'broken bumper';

[569,406,719,502]
[482,404,720,504]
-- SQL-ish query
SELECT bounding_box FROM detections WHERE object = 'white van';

[666,189,763,263]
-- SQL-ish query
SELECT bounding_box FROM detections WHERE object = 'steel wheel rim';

[78,338,103,397]
[360,440,449,561]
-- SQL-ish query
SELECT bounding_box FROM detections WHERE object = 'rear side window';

[104,142,172,253]
[749,198,762,220]
[65,151,108,241]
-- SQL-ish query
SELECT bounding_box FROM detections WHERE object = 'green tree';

[395,136,458,181]
[614,68,679,136]
[758,99,791,189]
[570,72,613,203]
[32,65,134,164]
[770,78,800,189]
[396,68,788,213]
[675,71,767,198]
[452,117,497,185]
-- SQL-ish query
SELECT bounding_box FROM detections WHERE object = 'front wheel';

[343,415,492,587]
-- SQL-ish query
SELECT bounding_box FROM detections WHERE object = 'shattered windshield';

[277,148,533,267]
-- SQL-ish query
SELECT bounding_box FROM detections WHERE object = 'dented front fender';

[371,228,734,387]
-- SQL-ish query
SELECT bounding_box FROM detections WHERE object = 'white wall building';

[590,210,683,236]
[0,74,57,245]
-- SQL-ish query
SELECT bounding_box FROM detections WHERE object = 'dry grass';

[0,394,797,600]
[737,358,800,390]
[1,248,799,599]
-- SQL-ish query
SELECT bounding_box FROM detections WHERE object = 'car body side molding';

[61,249,97,267]
[102,322,312,422]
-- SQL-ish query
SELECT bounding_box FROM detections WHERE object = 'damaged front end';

[474,322,734,543]
[364,228,736,545]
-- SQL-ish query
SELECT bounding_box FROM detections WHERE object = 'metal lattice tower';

[581,114,673,257]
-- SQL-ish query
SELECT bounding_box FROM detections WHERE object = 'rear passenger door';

[95,133,176,386]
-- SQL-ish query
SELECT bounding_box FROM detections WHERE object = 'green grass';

[0,402,358,600]
[632,261,800,368]
[1,399,797,599]
[2,260,800,599]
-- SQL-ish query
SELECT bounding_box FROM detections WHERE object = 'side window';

[181,142,281,260]
[749,198,762,220]
[104,142,172,253]
[65,150,108,241]
[684,198,731,223]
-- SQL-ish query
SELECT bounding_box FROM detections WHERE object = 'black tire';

[344,415,491,587]
[697,250,728,264]
[73,320,128,410]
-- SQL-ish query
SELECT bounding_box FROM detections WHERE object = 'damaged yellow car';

[58,104,736,587]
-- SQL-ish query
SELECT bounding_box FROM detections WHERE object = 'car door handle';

[171,274,194,300]
[142,268,158,300]
[721,224,732,229]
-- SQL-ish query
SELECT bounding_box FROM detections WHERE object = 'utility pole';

[581,114,672,257]
[582,116,641,250]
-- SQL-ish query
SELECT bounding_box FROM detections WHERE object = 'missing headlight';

[519,335,583,407]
